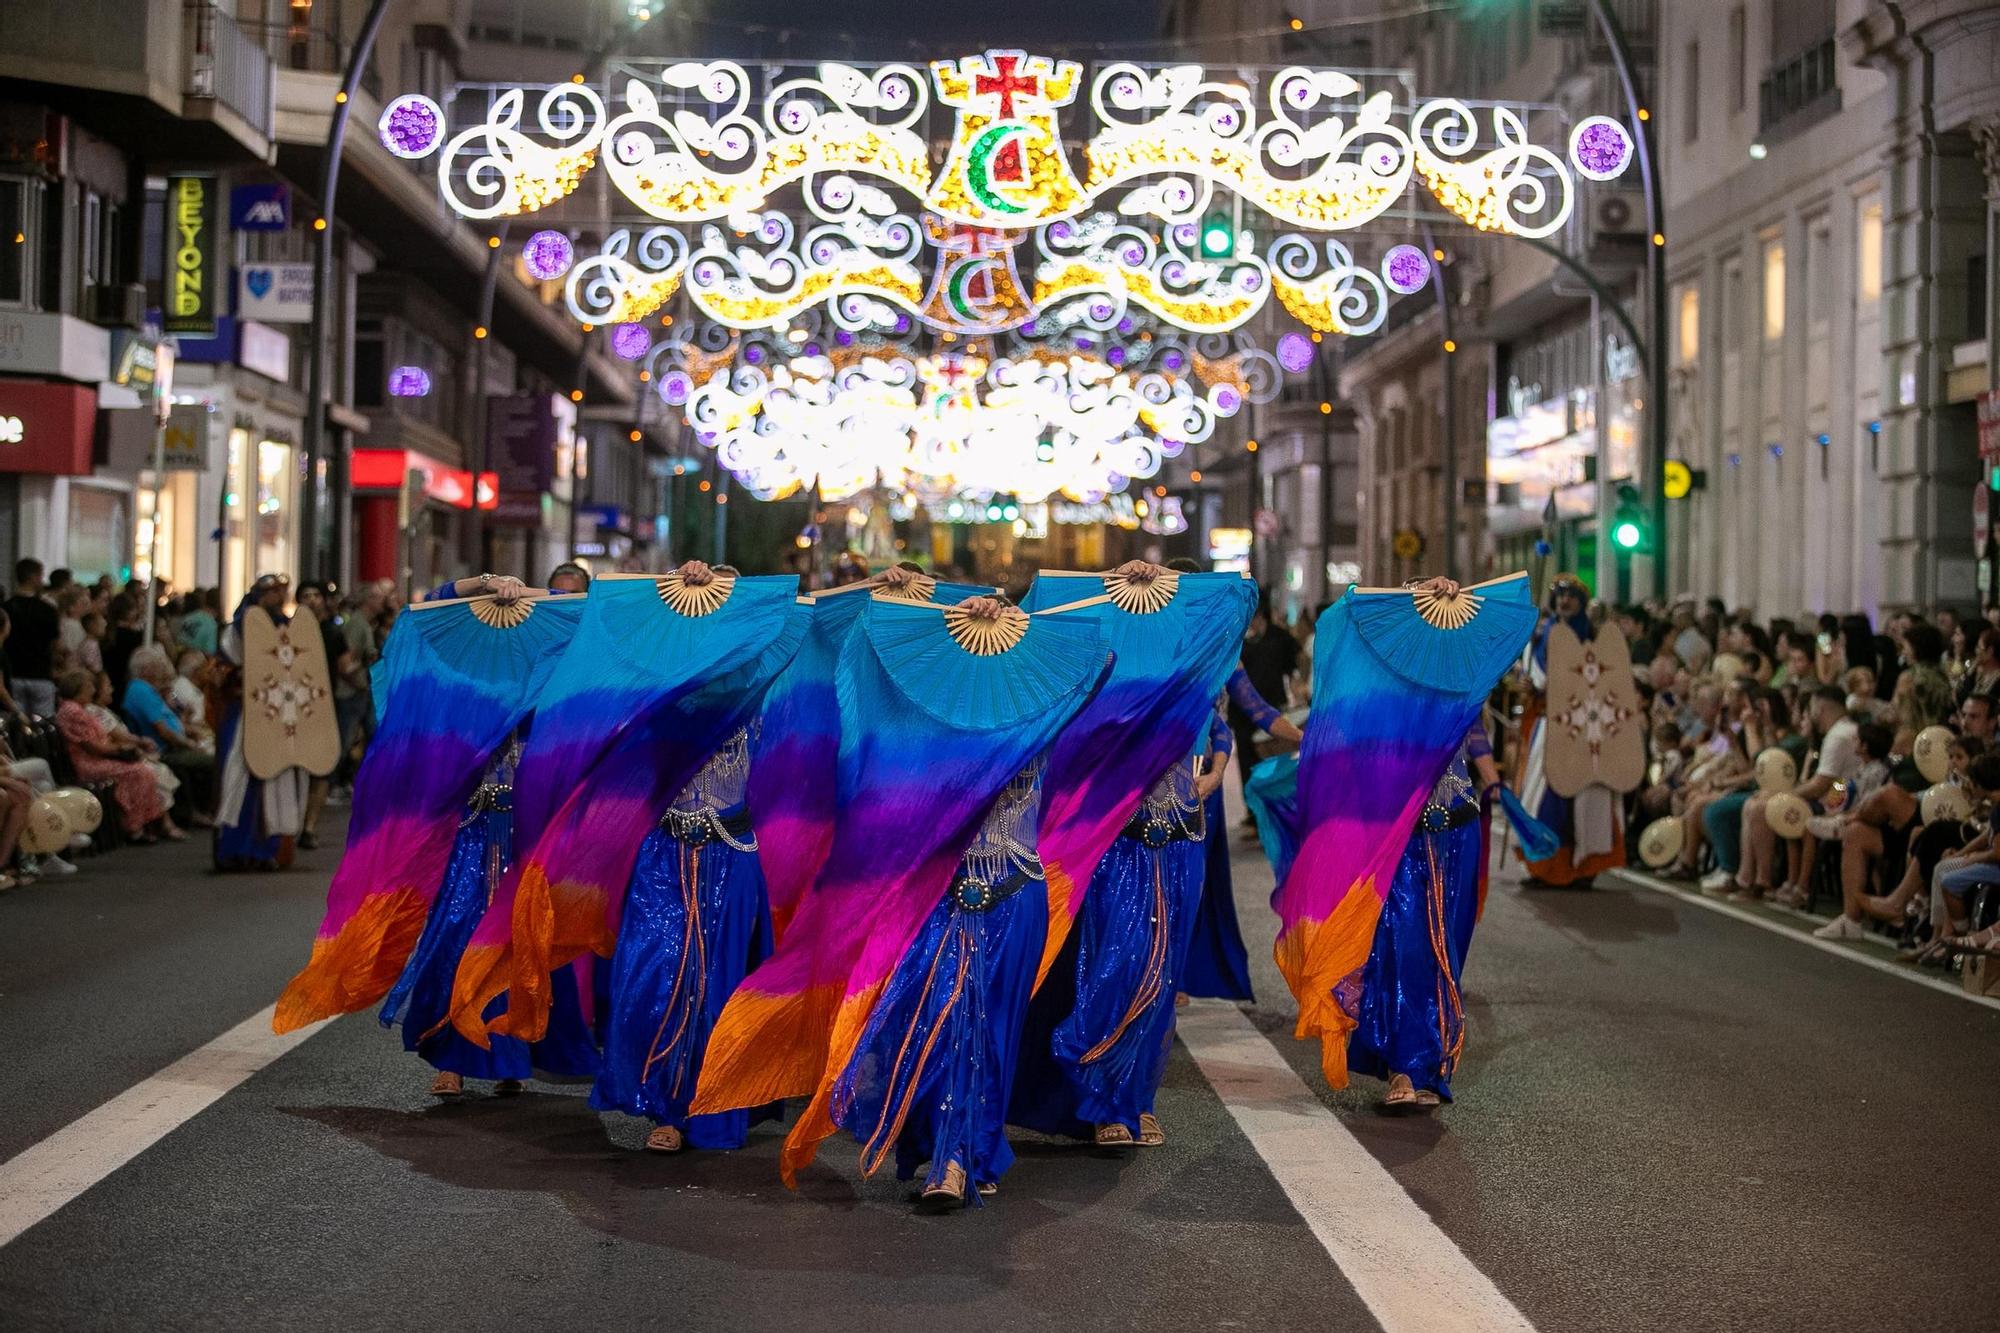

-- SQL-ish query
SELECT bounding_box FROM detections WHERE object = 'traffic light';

[1611,483,1650,553]
[1198,211,1234,259]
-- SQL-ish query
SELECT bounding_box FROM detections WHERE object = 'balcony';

[182,2,277,155]
[1759,37,1842,142]
[0,0,273,159]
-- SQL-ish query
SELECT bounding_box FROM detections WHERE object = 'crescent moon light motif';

[947,256,1007,322]
[965,122,1032,216]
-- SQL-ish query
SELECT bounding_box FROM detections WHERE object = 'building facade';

[1663,0,2000,618]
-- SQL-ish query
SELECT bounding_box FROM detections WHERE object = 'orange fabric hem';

[1032,862,1080,992]
[271,888,429,1034]
[1520,837,1627,886]
[691,981,841,1116]
[1273,877,1385,1091]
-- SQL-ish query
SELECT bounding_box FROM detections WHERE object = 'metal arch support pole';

[1516,234,1652,377]
[301,0,394,584]
[1421,221,1459,582]
[1589,0,1668,598]
[466,221,508,576]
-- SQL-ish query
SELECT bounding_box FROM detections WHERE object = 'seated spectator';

[0,770,32,891]
[168,649,208,726]
[1893,623,1955,731]
[1959,691,1998,746]
[1962,628,2000,705]
[1779,720,1895,907]
[122,644,215,825]
[1844,665,1893,721]
[76,610,105,675]
[53,670,182,843]
[1728,687,1861,903]
[1697,688,1806,895]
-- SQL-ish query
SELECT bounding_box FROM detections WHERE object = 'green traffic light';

[1199,214,1234,259]
[1613,519,1643,550]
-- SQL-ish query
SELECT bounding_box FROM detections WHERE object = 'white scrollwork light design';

[437,84,606,219]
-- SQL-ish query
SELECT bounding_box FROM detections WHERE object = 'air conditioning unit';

[88,282,146,330]
[1589,190,1647,242]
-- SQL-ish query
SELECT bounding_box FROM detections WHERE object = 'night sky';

[654,0,1172,61]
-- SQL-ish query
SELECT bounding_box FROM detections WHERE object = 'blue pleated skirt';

[213,703,282,870]
[1180,790,1254,1001]
[831,875,1049,1195]
[1012,832,1204,1137]
[378,808,602,1080]
[1346,817,1482,1099]
[591,822,775,1148]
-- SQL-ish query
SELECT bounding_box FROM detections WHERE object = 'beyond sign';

[164,176,220,335]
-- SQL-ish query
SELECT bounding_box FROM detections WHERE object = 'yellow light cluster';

[689,260,924,328]
[606,269,685,322]
[505,147,598,216]
[1083,136,1409,232]
[1032,262,1262,334]
[1271,274,1353,335]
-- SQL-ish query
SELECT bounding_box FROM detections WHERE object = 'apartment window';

[1858,198,1883,303]
[1729,8,1747,113]
[1807,218,1831,323]
[0,176,40,308]
[1677,284,1701,365]
[1684,42,1700,144]
[1762,238,1786,341]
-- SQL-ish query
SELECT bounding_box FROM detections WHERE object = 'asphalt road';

[3,796,1997,1332]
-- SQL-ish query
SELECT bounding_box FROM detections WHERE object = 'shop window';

[1762,238,1786,342]
[1857,198,1883,304]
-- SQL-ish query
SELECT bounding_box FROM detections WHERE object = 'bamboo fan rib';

[1103,567,1179,614]
[656,569,737,617]
[874,572,938,602]
[1413,585,1482,630]
[468,596,536,629]
[944,604,1029,655]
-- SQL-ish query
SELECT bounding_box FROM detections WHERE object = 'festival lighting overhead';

[410,53,1628,241]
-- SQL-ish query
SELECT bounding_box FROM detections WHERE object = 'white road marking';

[0,1004,329,1248]
[1609,869,2000,1016]
[1176,1001,1539,1333]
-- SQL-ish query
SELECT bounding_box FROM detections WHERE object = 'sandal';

[1380,1073,1420,1114]
[1771,886,1808,909]
[429,1071,464,1098]
[0,870,21,892]
[1093,1122,1135,1148]
[1944,926,2000,958]
[1414,1089,1443,1109]
[493,1079,523,1097]
[917,1161,968,1213]
[1136,1113,1165,1147]
[644,1125,684,1154]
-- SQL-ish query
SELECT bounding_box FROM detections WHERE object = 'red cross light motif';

[975,54,1040,118]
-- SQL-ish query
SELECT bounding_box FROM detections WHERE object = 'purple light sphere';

[387,365,432,397]
[1382,244,1432,295]
[610,323,650,360]
[522,230,574,281]
[1569,116,1634,181]
[378,95,444,159]
[1276,332,1315,374]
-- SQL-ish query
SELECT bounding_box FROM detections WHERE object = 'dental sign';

[164,175,220,336]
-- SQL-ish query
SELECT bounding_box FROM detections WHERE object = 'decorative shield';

[1542,622,1645,797]
[241,611,342,780]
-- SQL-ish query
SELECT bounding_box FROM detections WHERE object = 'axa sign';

[164,175,221,336]
[229,182,291,231]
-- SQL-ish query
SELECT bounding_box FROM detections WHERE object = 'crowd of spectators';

[0,560,407,890]
[1612,596,2000,962]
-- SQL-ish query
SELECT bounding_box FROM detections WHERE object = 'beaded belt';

[1418,802,1481,834]
[951,864,1043,913]
[460,782,512,823]
[1122,809,1205,847]
[659,805,756,851]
